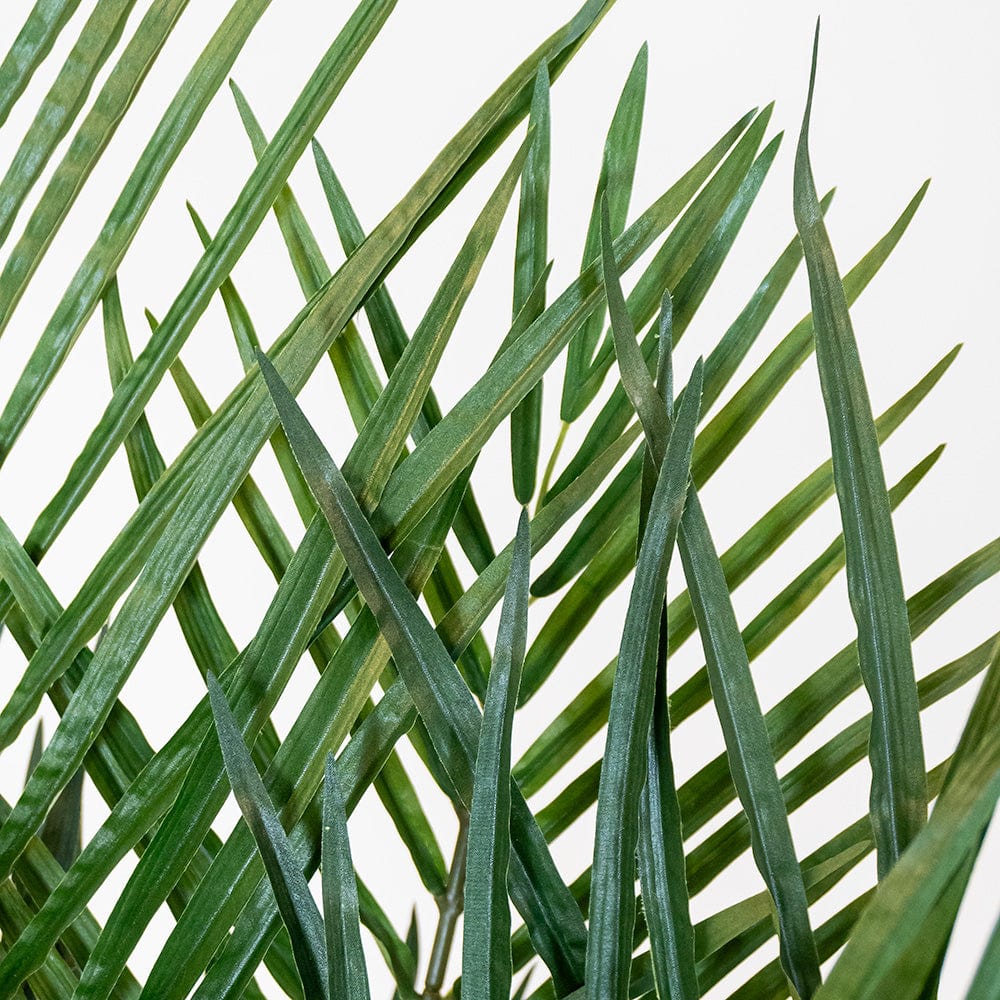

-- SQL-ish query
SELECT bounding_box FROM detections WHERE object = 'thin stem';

[424,810,470,999]
[536,420,569,512]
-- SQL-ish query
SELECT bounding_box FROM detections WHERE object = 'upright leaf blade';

[208,673,329,1000]
[510,65,551,504]
[322,755,370,1000]
[967,912,1000,1000]
[259,353,589,993]
[561,43,647,420]
[793,24,927,876]
[636,298,699,1000]
[585,356,701,1000]
[814,651,1000,999]
[463,510,531,1000]
[601,196,821,999]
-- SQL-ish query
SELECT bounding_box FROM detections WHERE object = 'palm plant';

[0,2,996,1000]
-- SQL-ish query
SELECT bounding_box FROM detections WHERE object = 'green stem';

[424,811,470,999]
[536,421,570,511]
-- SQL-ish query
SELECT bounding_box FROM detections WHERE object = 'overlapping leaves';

[0,6,993,1000]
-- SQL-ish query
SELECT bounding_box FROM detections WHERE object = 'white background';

[0,0,997,996]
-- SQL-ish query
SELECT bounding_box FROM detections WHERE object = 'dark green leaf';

[585,341,701,1000]
[208,672,328,1000]
[794,25,926,876]
[463,510,531,1000]
[259,352,589,993]
[511,65,551,503]
[322,755,370,1000]
[561,43,647,420]
[602,186,820,997]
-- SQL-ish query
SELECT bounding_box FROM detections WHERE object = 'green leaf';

[368,739,448,898]
[0,115,738,938]
[0,879,79,999]
[0,0,190,337]
[0,397,633,1000]
[546,108,775,492]
[345,133,532,512]
[967,911,1000,1000]
[0,791,141,1000]
[322,755,370,1000]
[532,186,836,597]
[0,0,83,127]
[228,81,384,430]
[189,680,417,1000]
[511,64,551,504]
[0,112,741,836]
[0,0,280,412]
[561,43,647,420]
[0,123,528,924]
[527,529,1000,862]
[520,341,955,748]
[686,629,998,903]
[0,0,397,610]
[584,333,702,1000]
[107,293,248,683]
[635,302,698,1000]
[673,441,944,734]
[259,352,589,993]
[0,0,611,634]
[208,672,329,1000]
[794,24,926,875]
[185,200,318,526]
[358,879,417,1000]
[463,510,531,1000]
[814,651,1000,999]
[311,138,496,574]
[602,190,820,997]
[694,182,928,497]
[167,350,299,589]
[131,469,469,1000]
[0,0,139,250]
[367,112,750,551]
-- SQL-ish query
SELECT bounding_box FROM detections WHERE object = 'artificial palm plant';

[0,2,996,999]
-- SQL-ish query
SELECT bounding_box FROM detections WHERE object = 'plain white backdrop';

[0,1,997,996]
